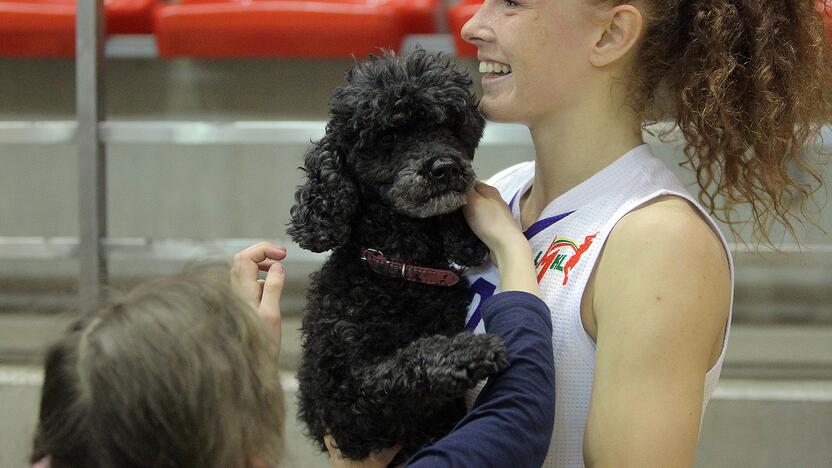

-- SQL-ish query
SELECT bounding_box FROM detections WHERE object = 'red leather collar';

[360,248,461,287]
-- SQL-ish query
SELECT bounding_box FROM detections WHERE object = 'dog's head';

[288,48,486,252]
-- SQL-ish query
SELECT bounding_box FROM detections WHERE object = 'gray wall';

[1,58,829,243]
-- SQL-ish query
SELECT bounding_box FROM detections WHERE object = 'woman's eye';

[503,0,519,6]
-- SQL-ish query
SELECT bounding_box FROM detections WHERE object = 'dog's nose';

[429,159,461,182]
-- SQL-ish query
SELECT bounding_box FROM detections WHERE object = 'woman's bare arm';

[583,198,731,468]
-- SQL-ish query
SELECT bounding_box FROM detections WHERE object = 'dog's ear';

[287,138,359,252]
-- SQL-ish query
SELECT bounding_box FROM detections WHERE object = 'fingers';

[257,258,281,272]
[230,242,286,308]
[473,180,501,199]
[325,436,351,468]
[259,262,284,344]
[324,435,337,456]
[465,181,506,213]
[234,241,286,268]
[464,181,490,225]
[232,242,286,283]
[464,181,487,211]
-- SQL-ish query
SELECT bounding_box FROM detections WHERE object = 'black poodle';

[287,48,509,462]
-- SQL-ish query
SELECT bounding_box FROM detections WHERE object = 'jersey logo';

[535,232,599,285]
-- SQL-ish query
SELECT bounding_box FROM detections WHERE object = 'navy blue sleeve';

[406,291,555,468]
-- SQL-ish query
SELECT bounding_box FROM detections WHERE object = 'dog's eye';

[379,133,397,146]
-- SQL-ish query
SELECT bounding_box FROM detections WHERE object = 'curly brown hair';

[610,0,832,243]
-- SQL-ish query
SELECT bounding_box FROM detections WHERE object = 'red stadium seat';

[0,0,156,57]
[153,0,441,58]
[105,0,156,34]
[448,0,481,58]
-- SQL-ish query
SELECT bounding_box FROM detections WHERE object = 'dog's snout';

[429,159,461,182]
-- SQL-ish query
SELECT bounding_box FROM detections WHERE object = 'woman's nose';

[460,6,493,46]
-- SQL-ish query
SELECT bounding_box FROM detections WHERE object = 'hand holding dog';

[462,182,527,260]
[230,241,286,353]
[463,182,539,297]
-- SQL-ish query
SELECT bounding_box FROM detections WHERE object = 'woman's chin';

[479,97,525,124]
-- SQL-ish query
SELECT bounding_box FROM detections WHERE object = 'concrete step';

[698,381,832,468]
[0,367,329,468]
[2,366,831,468]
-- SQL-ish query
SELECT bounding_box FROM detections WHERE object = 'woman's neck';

[519,105,644,230]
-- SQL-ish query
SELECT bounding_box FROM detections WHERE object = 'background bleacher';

[1,1,831,467]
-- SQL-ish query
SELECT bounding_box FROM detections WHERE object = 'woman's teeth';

[479,62,512,74]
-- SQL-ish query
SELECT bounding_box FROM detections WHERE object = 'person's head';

[462,0,832,242]
[30,264,285,468]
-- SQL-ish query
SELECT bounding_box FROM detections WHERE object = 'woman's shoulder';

[609,195,727,260]
[587,194,731,353]
[601,195,730,293]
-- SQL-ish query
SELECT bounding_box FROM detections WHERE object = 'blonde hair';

[31,264,285,468]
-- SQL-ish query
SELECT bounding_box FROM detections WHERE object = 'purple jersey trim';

[523,211,575,239]
[509,190,520,212]
[509,189,575,239]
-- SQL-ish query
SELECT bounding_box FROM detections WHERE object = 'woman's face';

[461,0,602,125]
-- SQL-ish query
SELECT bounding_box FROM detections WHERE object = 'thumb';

[258,262,284,342]
[464,183,485,209]
[474,181,500,199]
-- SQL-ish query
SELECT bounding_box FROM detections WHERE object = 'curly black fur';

[287,48,508,462]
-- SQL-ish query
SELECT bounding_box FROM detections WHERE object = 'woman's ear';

[287,138,359,252]
[589,4,644,68]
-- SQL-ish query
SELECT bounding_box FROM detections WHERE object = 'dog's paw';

[453,333,509,384]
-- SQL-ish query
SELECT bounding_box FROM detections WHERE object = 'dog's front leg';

[354,332,507,408]
[321,333,507,461]
[440,211,490,267]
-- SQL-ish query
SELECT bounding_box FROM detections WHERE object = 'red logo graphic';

[535,233,599,285]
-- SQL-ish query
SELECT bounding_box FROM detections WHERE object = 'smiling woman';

[459,0,831,467]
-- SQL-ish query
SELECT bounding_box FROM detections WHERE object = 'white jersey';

[463,144,734,467]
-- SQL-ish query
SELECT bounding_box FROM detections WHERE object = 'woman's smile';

[479,60,514,87]
[482,70,513,86]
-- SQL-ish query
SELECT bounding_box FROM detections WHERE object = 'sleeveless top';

[463,144,734,467]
